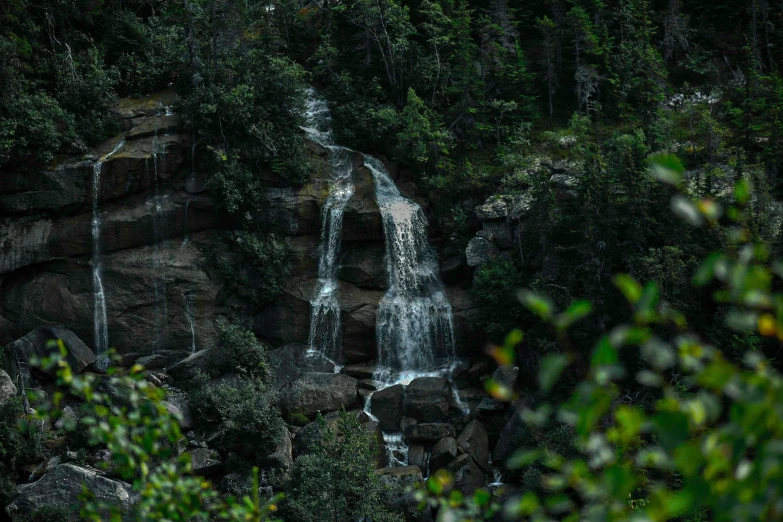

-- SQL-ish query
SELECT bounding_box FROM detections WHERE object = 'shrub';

[30,345,282,521]
[283,411,403,522]
[417,161,783,521]
[0,397,43,514]
[471,258,525,341]
[212,231,291,310]
[187,371,284,469]
[210,323,271,381]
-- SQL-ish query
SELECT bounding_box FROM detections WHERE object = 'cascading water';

[303,89,462,469]
[303,90,354,364]
[92,137,125,369]
[363,157,456,382]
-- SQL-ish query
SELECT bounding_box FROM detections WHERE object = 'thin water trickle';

[151,131,168,353]
[92,137,125,369]
[182,200,190,245]
[184,293,196,354]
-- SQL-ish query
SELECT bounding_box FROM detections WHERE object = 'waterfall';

[303,89,461,468]
[363,157,456,380]
[92,138,125,369]
[303,89,355,363]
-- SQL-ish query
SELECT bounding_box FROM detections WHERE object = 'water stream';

[363,157,456,381]
[303,90,354,363]
[92,137,125,369]
[303,89,462,468]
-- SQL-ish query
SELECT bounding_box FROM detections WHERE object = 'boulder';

[476,397,506,413]
[262,427,294,470]
[447,454,486,495]
[185,172,208,194]
[375,466,432,522]
[0,370,17,405]
[404,377,452,421]
[267,344,336,388]
[189,448,222,476]
[404,423,455,442]
[126,114,181,140]
[6,464,136,516]
[430,437,458,472]
[167,349,211,381]
[278,372,358,417]
[5,327,95,389]
[466,237,499,267]
[492,401,525,463]
[457,420,490,469]
[407,444,428,469]
[370,384,405,431]
[475,197,509,221]
[162,395,194,431]
[135,354,168,370]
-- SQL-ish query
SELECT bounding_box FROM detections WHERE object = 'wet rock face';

[278,372,359,418]
[6,464,137,516]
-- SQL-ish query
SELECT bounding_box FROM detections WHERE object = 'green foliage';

[186,324,283,469]
[472,258,525,341]
[419,172,783,521]
[29,345,282,521]
[0,397,43,514]
[187,371,284,470]
[283,411,403,522]
[55,46,120,146]
[210,323,271,382]
[212,231,291,310]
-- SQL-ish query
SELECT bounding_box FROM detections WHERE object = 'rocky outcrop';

[278,372,359,417]
[189,448,223,476]
[0,370,17,405]
[4,327,95,390]
[375,466,432,522]
[6,464,137,516]
[457,420,490,469]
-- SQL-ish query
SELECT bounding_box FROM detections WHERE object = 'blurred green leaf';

[518,290,554,321]
[539,354,569,393]
[555,300,593,330]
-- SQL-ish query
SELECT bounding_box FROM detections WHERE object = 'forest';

[1,0,783,520]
